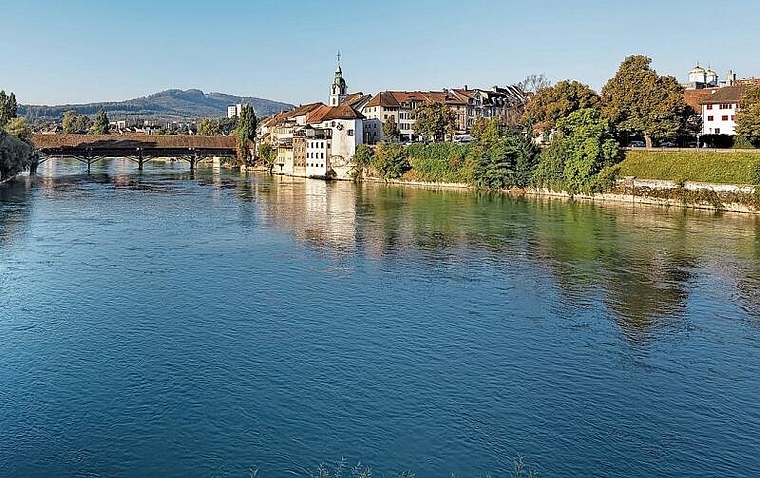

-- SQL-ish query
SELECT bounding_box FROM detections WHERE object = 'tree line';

[354,54,760,192]
[1,90,34,181]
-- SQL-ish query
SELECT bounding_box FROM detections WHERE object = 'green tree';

[523,80,600,133]
[62,110,92,134]
[533,108,620,194]
[411,101,457,142]
[91,108,110,135]
[469,118,539,189]
[197,118,221,136]
[257,142,277,174]
[234,105,257,165]
[351,143,375,180]
[372,141,409,179]
[735,86,760,146]
[4,117,32,145]
[470,117,488,139]
[382,116,400,141]
[0,130,33,181]
[601,55,687,148]
[217,116,238,135]
[0,91,18,128]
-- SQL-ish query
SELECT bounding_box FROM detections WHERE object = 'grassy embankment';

[618,150,760,184]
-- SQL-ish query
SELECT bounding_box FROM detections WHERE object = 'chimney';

[464,85,468,91]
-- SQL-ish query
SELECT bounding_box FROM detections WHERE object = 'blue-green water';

[1,159,759,477]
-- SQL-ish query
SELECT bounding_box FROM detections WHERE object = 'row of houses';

[258,56,528,178]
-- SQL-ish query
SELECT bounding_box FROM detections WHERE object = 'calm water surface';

[1,159,759,477]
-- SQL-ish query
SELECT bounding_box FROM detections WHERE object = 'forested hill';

[18,89,295,122]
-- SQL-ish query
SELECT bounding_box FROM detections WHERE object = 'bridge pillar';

[189,153,198,171]
[137,150,144,171]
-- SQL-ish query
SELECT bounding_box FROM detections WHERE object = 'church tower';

[330,52,348,106]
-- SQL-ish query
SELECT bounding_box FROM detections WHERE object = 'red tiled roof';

[307,103,364,124]
[684,89,712,112]
[701,85,748,104]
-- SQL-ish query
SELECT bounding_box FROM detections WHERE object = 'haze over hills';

[18,89,296,123]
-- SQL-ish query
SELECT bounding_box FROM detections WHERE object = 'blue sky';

[1,0,758,106]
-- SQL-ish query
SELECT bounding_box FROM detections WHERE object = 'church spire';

[330,51,347,106]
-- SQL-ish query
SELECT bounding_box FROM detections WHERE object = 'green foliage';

[524,79,600,133]
[0,90,18,129]
[469,118,539,189]
[404,142,473,183]
[91,108,110,135]
[372,141,409,179]
[735,86,760,145]
[0,131,33,181]
[257,142,277,172]
[601,55,687,147]
[3,117,32,144]
[753,162,760,185]
[197,118,221,136]
[382,116,400,141]
[234,104,257,165]
[411,101,457,141]
[618,150,760,184]
[351,144,375,180]
[533,108,621,194]
[733,135,756,150]
[62,110,93,134]
[470,117,488,139]
[218,116,238,135]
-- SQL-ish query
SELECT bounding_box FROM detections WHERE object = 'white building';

[227,104,243,118]
[306,103,365,177]
[701,85,747,136]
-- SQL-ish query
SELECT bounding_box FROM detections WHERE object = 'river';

[1,159,759,477]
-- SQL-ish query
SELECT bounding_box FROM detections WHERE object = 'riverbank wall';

[245,166,759,214]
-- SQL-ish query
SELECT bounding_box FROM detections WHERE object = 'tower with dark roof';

[330,52,348,106]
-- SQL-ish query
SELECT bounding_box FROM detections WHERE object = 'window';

[348,129,354,136]
[708,116,714,121]
[732,116,736,121]
[722,115,729,121]
[715,128,721,134]
[707,104,713,110]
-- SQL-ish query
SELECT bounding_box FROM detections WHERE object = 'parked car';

[685,141,698,148]
[628,140,645,148]
[660,141,676,148]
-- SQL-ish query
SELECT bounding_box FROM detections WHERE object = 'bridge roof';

[32,134,239,151]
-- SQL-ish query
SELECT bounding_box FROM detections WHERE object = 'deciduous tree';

[372,142,409,179]
[4,117,32,144]
[533,108,620,194]
[197,118,221,136]
[523,80,600,134]
[62,110,92,134]
[351,143,374,180]
[257,142,276,173]
[382,116,400,141]
[601,55,687,148]
[411,101,457,142]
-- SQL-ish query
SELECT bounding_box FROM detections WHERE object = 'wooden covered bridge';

[32,134,245,172]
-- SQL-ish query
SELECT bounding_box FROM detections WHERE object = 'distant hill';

[19,89,295,123]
